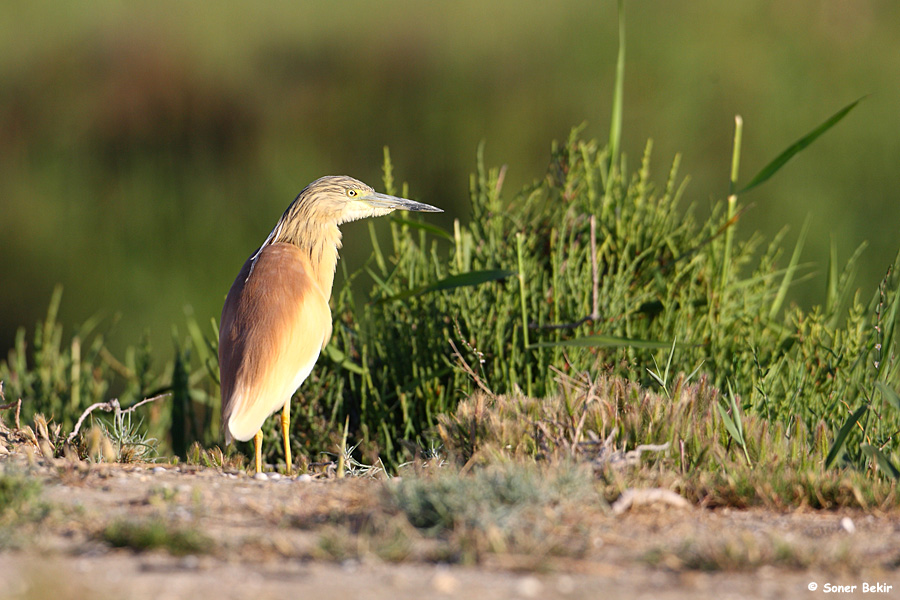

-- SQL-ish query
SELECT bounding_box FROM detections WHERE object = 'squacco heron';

[219,175,441,475]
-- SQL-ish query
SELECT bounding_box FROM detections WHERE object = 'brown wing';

[219,243,332,443]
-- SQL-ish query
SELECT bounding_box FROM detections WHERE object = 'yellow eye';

[347,189,358,197]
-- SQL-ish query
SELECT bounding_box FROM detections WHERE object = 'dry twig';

[611,488,690,515]
[0,381,22,430]
[448,339,494,398]
[579,428,670,471]
[66,393,170,444]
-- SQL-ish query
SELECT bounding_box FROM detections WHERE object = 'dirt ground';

[2,457,900,600]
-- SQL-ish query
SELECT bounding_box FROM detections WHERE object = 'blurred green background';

[1,1,898,362]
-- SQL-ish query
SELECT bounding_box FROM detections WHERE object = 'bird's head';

[295,175,442,225]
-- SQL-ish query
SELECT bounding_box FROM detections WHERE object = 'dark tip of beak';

[364,192,443,213]
[397,198,443,213]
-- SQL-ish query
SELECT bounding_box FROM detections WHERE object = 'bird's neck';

[273,220,342,300]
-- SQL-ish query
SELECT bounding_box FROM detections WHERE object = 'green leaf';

[377,269,515,303]
[861,444,900,480]
[323,344,365,375]
[876,382,900,412]
[530,335,683,350]
[825,403,868,470]
[718,381,751,465]
[717,403,743,445]
[768,215,810,321]
[738,97,864,195]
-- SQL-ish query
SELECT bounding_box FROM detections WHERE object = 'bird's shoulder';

[244,244,325,296]
[224,243,328,325]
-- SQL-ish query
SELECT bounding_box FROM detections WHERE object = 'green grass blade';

[376,269,515,303]
[738,97,864,195]
[717,403,743,446]
[662,337,677,385]
[381,146,396,196]
[185,311,212,367]
[826,236,839,314]
[364,267,394,296]
[861,444,900,480]
[323,344,365,375]
[685,360,705,384]
[516,233,531,352]
[825,403,868,470]
[827,241,867,329]
[768,215,810,321]
[718,381,751,465]
[608,0,625,168]
[729,115,743,195]
[720,116,743,290]
[367,220,387,276]
[878,262,900,382]
[728,381,744,438]
[646,366,665,389]
[876,382,900,412]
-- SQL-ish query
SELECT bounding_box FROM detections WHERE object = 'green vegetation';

[438,383,898,510]
[0,470,43,524]
[0,469,47,547]
[102,518,212,556]
[277,90,896,479]
[0,287,218,457]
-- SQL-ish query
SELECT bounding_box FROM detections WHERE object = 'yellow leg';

[282,402,293,476]
[254,429,263,474]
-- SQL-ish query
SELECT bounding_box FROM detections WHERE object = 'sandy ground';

[1,459,900,600]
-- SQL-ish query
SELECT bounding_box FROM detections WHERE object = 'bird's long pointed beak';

[361,192,443,213]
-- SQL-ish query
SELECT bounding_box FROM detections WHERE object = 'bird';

[218,175,442,475]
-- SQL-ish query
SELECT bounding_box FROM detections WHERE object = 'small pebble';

[516,576,542,598]
[840,516,856,534]
[431,571,458,594]
[269,473,282,481]
[295,474,313,483]
[151,467,167,474]
[253,472,268,481]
